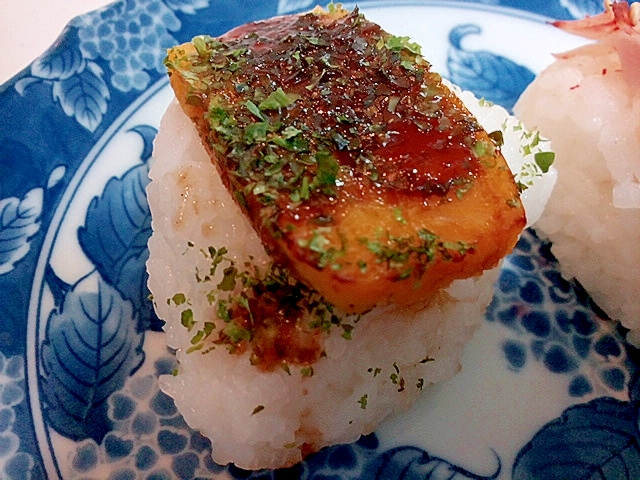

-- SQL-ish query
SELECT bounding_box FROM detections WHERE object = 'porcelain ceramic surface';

[1,0,639,479]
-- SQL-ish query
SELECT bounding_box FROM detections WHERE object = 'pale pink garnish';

[553,1,640,88]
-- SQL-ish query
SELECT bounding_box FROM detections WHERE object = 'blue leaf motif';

[513,397,640,479]
[0,188,43,275]
[31,44,84,81]
[78,125,159,330]
[46,165,66,189]
[40,273,144,443]
[13,76,40,96]
[52,61,109,132]
[446,24,535,112]
[129,125,156,162]
[362,445,500,480]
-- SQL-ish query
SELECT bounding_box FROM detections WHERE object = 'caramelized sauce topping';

[375,120,479,195]
[171,9,485,224]
[166,7,524,368]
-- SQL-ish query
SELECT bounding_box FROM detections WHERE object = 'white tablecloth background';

[1,0,114,84]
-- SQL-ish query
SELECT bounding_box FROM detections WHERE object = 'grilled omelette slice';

[164,5,526,313]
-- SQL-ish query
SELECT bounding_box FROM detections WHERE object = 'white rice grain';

[515,46,640,344]
[147,90,552,469]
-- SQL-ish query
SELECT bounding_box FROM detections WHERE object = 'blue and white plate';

[2,0,639,479]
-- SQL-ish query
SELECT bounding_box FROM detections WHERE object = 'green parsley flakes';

[258,88,301,110]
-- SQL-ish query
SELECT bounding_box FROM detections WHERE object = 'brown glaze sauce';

[167,8,517,369]
[221,285,326,371]
[181,9,483,213]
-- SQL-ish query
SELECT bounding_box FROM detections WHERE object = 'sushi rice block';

[515,0,640,344]
[147,5,555,470]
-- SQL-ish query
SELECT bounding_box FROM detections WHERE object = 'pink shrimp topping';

[552,1,640,87]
